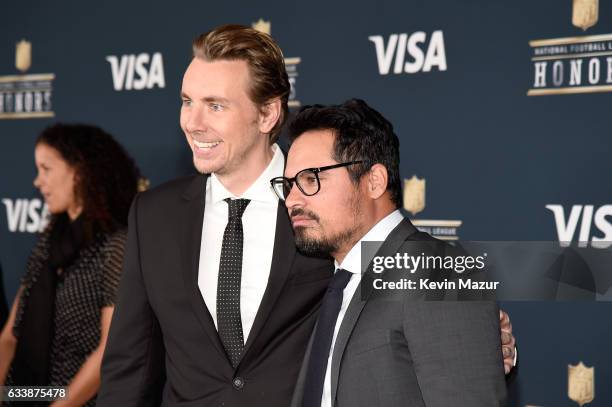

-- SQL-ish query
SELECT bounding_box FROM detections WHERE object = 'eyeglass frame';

[270,160,364,201]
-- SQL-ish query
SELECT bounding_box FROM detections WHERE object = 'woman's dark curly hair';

[36,123,140,235]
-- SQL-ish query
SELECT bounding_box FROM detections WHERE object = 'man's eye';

[210,103,223,112]
[305,176,317,184]
[181,99,191,107]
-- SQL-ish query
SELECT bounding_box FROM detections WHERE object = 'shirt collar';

[335,209,404,274]
[209,143,284,204]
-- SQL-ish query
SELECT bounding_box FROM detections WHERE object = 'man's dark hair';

[288,98,402,207]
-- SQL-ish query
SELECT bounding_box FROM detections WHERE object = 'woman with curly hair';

[0,123,141,406]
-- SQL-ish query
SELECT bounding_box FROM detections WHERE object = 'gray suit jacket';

[291,218,507,407]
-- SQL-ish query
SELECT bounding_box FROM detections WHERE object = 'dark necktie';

[217,198,250,368]
[303,268,353,407]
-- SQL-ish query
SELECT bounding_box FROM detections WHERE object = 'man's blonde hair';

[192,24,290,143]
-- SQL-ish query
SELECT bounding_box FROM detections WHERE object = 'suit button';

[233,377,244,390]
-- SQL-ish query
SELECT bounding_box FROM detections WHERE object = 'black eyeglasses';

[270,160,363,201]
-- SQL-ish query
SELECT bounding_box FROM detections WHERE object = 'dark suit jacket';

[291,218,507,407]
[97,174,333,406]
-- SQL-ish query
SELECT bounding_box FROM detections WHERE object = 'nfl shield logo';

[572,0,598,31]
[568,362,595,406]
[403,175,426,216]
[15,39,31,73]
[252,18,271,35]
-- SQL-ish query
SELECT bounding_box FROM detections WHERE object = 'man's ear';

[258,98,282,134]
[366,163,388,199]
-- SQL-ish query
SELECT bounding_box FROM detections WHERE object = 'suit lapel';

[179,174,227,361]
[241,201,295,359]
[330,218,418,405]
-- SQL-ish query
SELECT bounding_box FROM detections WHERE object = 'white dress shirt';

[198,144,283,342]
[320,209,404,407]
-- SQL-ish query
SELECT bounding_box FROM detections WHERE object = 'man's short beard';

[292,191,362,257]
[294,226,359,256]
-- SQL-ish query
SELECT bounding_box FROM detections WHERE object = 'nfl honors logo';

[403,175,462,240]
[528,0,612,96]
[0,39,55,119]
[251,19,301,107]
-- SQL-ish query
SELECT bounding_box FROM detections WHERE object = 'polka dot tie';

[217,198,250,368]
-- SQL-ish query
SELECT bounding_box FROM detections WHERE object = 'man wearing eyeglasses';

[275,99,508,406]
[99,25,515,407]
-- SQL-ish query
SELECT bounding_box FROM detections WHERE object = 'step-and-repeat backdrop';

[1,0,610,405]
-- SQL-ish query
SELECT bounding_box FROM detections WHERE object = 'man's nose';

[284,181,304,209]
[185,105,207,134]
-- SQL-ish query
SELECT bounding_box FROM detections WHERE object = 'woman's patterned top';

[11,225,127,406]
